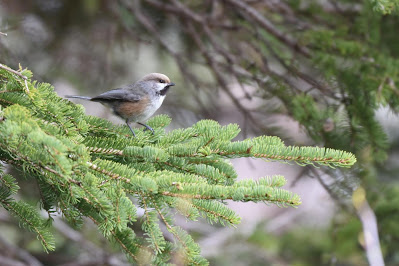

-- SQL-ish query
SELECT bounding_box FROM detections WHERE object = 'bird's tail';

[65,95,92,101]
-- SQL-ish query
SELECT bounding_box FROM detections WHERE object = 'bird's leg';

[125,119,136,137]
[137,122,154,134]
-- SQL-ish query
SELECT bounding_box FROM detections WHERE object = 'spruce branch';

[0,169,55,252]
[0,64,357,264]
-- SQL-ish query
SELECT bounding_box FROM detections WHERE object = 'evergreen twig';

[0,64,356,264]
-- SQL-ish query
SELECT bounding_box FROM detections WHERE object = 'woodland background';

[1,0,399,265]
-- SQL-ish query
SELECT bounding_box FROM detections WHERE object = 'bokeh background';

[1,0,399,265]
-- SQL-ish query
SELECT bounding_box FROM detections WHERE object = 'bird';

[66,73,175,137]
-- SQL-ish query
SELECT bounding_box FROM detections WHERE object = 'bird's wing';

[91,88,141,102]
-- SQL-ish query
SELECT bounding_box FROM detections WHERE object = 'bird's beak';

[168,82,175,87]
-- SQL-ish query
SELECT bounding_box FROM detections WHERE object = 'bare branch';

[0,63,27,80]
[224,0,310,57]
[0,64,30,93]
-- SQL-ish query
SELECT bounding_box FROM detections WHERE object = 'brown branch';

[146,0,203,23]
[139,0,302,134]
[183,21,261,126]
[0,64,30,93]
[118,0,340,137]
[0,63,27,80]
[124,0,214,117]
[224,0,310,57]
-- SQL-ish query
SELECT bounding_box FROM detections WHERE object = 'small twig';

[0,63,27,80]
[125,0,214,116]
[0,63,30,93]
[0,32,7,36]
[225,0,310,57]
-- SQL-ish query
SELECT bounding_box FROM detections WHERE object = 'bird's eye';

[159,79,165,83]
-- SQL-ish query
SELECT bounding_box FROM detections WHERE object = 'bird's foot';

[138,122,154,135]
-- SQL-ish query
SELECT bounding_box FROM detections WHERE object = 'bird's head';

[138,73,175,96]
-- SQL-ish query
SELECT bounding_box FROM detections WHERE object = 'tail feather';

[65,95,92,101]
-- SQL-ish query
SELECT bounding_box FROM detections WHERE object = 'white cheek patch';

[156,84,166,91]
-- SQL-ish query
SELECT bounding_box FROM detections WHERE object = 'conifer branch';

[1,201,53,251]
[152,199,205,265]
[0,63,27,81]
[140,194,165,254]
[0,64,356,264]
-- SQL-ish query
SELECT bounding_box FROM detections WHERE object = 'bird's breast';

[151,95,165,111]
[114,96,150,119]
[113,95,165,122]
